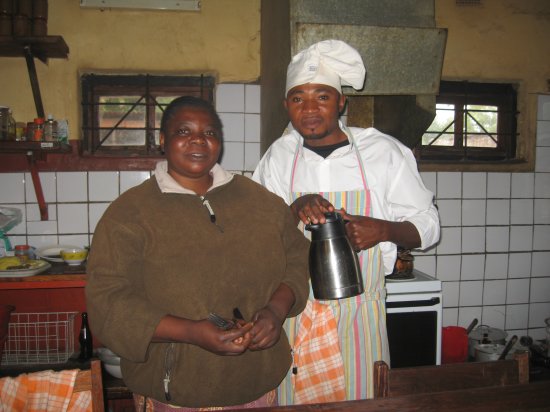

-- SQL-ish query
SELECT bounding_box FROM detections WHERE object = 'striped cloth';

[0,369,91,412]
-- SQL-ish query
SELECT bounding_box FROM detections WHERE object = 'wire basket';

[1,311,77,365]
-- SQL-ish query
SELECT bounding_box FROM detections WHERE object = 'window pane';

[422,103,455,146]
[464,105,498,148]
[154,96,181,145]
[99,95,146,146]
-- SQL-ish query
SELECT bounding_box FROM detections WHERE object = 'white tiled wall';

[1,87,549,340]
[415,94,550,340]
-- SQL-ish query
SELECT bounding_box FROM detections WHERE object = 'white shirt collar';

[154,160,234,195]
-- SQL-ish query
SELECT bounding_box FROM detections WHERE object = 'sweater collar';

[154,160,234,195]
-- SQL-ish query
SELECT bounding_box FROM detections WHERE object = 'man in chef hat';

[253,39,440,404]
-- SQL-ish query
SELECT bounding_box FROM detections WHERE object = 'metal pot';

[474,343,507,362]
[468,325,507,358]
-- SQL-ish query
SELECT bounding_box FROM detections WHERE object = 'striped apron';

[278,135,390,404]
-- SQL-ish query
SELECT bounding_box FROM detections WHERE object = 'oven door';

[386,292,442,368]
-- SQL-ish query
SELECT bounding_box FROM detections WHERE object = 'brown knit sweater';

[85,174,310,407]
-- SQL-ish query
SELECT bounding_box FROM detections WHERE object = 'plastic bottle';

[57,119,68,144]
[32,117,44,141]
[44,114,57,141]
[78,312,94,361]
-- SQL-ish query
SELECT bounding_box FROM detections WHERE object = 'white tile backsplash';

[244,142,260,172]
[120,171,150,194]
[505,304,529,329]
[535,147,550,172]
[486,226,510,252]
[536,120,550,146]
[506,278,530,304]
[461,227,485,253]
[436,255,461,281]
[461,254,485,280]
[486,199,510,225]
[459,280,483,306]
[220,142,245,171]
[483,279,506,305]
[442,281,459,307]
[487,173,510,198]
[89,203,110,233]
[0,173,25,203]
[509,226,533,252]
[244,84,260,114]
[461,199,486,226]
[89,171,119,202]
[511,173,534,198]
[216,84,245,113]
[510,198,533,225]
[437,199,462,227]
[57,203,89,233]
[438,227,462,254]
[538,94,550,120]
[25,172,56,203]
[508,252,532,278]
[244,113,260,143]
[529,302,550,328]
[57,172,87,202]
[531,252,550,277]
[533,225,550,250]
[437,172,462,199]
[485,253,508,280]
[530,277,550,303]
[420,172,437,195]
[219,113,245,142]
[534,198,550,224]
[462,172,487,199]
[535,173,550,198]
[482,305,506,330]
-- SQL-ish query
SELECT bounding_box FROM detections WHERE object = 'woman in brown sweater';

[85,96,310,410]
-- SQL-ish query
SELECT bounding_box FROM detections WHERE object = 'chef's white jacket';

[252,124,440,274]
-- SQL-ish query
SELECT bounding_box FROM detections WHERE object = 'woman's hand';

[291,194,335,225]
[247,306,284,351]
[191,319,254,356]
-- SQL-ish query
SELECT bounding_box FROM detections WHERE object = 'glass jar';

[14,244,32,263]
[0,106,9,140]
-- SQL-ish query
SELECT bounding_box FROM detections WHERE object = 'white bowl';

[60,247,88,266]
[97,347,123,379]
[104,362,123,379]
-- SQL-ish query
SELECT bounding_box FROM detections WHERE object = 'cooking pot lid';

[469,325,507,341]
[475,343,504,355]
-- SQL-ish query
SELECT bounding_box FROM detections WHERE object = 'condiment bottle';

[44,114,57,141]
[14,244,32,263]
[78,312,94,361]
[32,117,44,141]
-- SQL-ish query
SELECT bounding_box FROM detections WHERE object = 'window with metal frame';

[416,81,518,162]
[81,74,216,157]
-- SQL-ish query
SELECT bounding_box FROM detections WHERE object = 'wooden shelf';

[0,35,69,62]
[0,140,72,155]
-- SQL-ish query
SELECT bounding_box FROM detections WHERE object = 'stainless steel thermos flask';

[306,212,364,300]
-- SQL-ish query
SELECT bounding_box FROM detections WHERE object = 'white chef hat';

[285,39,366,96]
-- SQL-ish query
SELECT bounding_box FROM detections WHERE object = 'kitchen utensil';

[466,318,478,334]
[498,335,518,360]
[442,326,468,363]
[468,325,507,358]
[306,212,363,300]
[475,343,506,362]
[207,313,235,330]
[233,307,245,321]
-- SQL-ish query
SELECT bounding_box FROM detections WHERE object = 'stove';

[386,269,442,295]
[385,269,443,368]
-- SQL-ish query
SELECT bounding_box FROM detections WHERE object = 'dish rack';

[1,311,77,365]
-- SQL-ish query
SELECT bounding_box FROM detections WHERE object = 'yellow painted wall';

[435,0,550,167]
[0,0,260,140]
